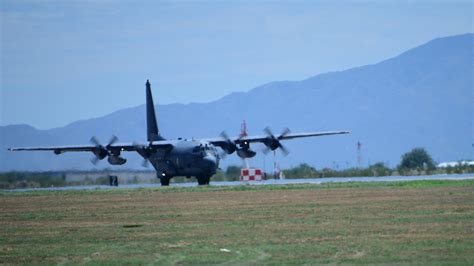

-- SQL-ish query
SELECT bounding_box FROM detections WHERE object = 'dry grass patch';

[1,180,473,264]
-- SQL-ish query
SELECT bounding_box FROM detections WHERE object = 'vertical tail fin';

[146,80,165,141]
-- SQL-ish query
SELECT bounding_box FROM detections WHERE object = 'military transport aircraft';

[9,80,349,186]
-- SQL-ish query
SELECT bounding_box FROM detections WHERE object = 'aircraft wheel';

[160,177,170,186]
[197,176,210,186]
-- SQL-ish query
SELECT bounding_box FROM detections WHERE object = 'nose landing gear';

[197,176,210,185]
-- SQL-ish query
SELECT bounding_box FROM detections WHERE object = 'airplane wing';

[8,141,173,154]
[239,130,350,143]
[208,130,350,148]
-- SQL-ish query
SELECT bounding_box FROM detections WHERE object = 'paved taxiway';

[5,173,473,192]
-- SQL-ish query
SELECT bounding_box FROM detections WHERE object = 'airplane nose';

[203,155,217,167]
[203,154,219,172]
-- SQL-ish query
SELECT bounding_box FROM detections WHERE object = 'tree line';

[1,147,472,188]
[216,147,472,180]
[281,147,473,179]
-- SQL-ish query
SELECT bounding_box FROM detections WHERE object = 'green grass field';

[1,180,473,265]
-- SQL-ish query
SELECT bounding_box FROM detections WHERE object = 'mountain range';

[1,33,472,172]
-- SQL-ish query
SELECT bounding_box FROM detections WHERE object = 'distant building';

[437,160,474,168]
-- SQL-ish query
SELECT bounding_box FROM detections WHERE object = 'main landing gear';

[197,176,210,186]
[158,172,171,186]
[157,173,210,186]
[160,177,170,186]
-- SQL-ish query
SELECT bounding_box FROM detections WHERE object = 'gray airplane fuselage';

[149,140,219,178]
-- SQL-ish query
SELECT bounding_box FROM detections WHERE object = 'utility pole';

[273,150,277,179]
[357,141,363,168]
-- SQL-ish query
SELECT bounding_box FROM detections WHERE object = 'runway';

[6,173,474,192]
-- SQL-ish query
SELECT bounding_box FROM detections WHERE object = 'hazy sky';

[1,0,472,129]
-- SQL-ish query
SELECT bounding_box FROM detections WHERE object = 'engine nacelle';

[107,155,127,165]
[264,138,280,151]
[223,143,236,154]
[237,149,256,158]
[93,148,109,160]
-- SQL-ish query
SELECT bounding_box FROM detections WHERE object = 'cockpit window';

[194,143,214,154]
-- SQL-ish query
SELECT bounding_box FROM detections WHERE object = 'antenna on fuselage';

[146,80,165,141]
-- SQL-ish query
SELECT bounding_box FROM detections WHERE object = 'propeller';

[90,155,101,165]
[262,127,291,156]
[217,150,228,159]
[219,131,238,155]
[89,135,119,165]
[90,136,101,147]
[134,142,153,168]
[107,135,119,147]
